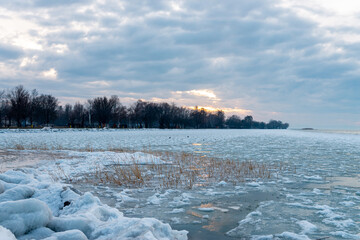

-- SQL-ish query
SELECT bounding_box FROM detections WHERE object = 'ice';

[277,232,311,240]
[198,207,214,212]
[229,206,241,210]
[114,192,139,203]
[303,175,322,181]
[0,180,4,194]
[323,218,355,228]
[217,181,227,186]
[297,220,317,234]
[0,226,16,240]
[0,199,52,236]
[44,229,88,240]
[167,208,185,214]
[18,227,54,240]
[0,170,31,184]
[340,201,355,207]
[147,194,162,205]
[48,217,92,238]
[0,185,35,202]
[246,182,261,187]
[251,235,273,240]
[169,193,191,208]
[330,231,360,239]
[2,129,360,238]
[0,170,188,240]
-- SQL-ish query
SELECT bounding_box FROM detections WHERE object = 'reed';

[70,151,287,189]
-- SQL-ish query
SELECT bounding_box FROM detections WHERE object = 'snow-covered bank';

[0,170,188,240]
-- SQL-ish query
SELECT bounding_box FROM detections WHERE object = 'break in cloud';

[0,0,359,129]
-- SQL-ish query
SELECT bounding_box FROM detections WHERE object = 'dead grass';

[73,151,289,189]
[7,144,290,189]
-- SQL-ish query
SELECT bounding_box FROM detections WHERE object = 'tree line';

[0,85,289,129]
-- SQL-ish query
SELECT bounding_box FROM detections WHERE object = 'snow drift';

[0,170,188,240]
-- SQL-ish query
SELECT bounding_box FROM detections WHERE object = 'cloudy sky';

[0,0,359,129]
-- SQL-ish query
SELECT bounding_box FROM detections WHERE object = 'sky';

[0,0,359,129]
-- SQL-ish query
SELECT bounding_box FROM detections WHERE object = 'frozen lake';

[1,129,360,239]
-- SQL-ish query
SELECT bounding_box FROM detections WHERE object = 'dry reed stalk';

[50,149,290,189]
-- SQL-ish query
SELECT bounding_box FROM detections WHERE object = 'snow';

[216,181,227,186]
[245,182,261,187]
[0,185,35,202]
[297,220,317,234]
[167,209,185,214]
[0,199,52,236]
[0,170,188,240]
[0,226,16,240]
[2,129,360,239]
[197,207,214,212]
[277,231,311,240]
[330,231,360,239]
[0,181,4,194]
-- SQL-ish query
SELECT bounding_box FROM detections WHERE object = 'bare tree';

[8,85,30,127]
[89,96,118,127]
[35,94,58,125]
[72,102,86,128]
[28,89,38,127]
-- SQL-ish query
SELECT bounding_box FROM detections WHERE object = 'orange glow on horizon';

[188,106,252,116]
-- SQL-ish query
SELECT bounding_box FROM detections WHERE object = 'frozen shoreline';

[1,129,360,239]
[0,168,188,240]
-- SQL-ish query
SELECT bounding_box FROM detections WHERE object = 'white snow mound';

[0,198,52,236]
[0,170,188,240]
[0,226,16,240]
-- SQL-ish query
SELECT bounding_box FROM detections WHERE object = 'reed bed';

[71,151,288,189]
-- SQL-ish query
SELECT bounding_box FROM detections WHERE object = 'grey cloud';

[1,0,359,128]
[0,44,23,60]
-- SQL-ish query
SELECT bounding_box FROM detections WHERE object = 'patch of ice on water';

[42,150,166,180]
[277,231,311,240]
[312,188,323,195]
[212,206,229,213]
[198,207,214,212]
[302,175,322,181]
[330,231,360,239]
[114,191,139,203]
[229,206,241,210]
[281,177,294,184]
[251,235,273,240]
[217,181,227,186]
[146,191,172,205]
[226,209,262,237]
[340,201,355,207]
[171,217,182,224]
[323,218,355,228]
[169,193,191,208]
[297,220,317,234]
[246,182,261,187]
[167,208,185,214]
